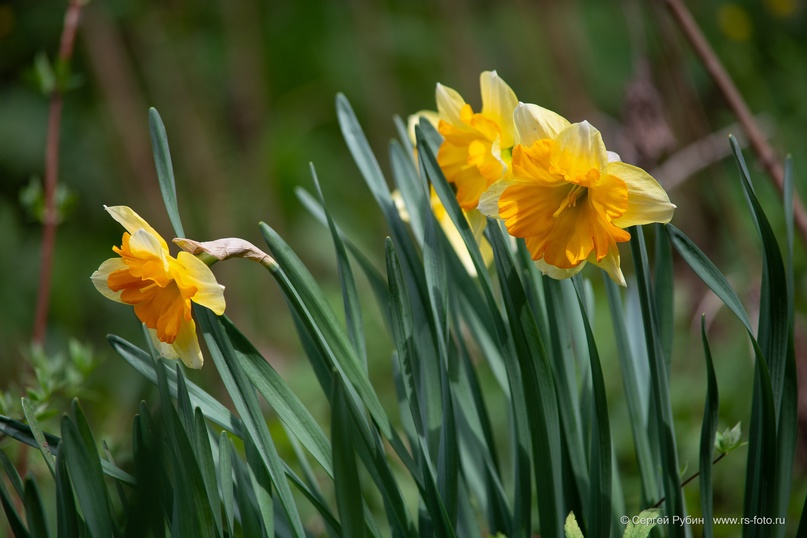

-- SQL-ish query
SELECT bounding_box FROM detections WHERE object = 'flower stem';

[662,0,807,247]
[650,451,727,510]
[33,0,84,344]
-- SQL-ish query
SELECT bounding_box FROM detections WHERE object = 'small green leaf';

[715,422,744,454]
[32,51,55,94]
[623,509,661,538]
[564,512,584,538]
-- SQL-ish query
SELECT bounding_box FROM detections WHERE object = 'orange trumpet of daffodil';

[479,103,675,286]
[91,206,225,368]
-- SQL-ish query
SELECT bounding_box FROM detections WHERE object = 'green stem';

[651,451,728,510]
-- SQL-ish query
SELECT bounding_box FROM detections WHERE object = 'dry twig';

[33,0,84,344]
[662,0,807,246]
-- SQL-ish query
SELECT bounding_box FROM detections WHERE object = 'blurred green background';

[1,0,806,535]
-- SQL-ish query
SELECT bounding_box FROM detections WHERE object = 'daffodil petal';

[172,318,204,369]
[607,162,676,227]
[534,257,586,280]
[514,102,571,146]
[588,249,627,287]
[91,258,128,302]
[480,71,518,148]
[128,229,169,261]
[105,206,169,252]
[148,327,179,360]
[607,151,621,163]
[435,83,466,126]
[174,251,226,315]
[553,121,608,179]
[477,180,511,217]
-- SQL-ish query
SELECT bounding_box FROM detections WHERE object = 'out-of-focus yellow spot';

[765,0,798,17]
[718,4,753,42]
[0,5,15,39]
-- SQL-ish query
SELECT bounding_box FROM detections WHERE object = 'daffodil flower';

[91,206,225,368]
[479,103,676,286]
[436,70,518,211]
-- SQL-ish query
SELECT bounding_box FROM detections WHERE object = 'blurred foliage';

[0,0,806,536]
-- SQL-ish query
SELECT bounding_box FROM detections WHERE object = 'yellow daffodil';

[436,70,518,211]
[479,103,675,286]
[91,206,225,368]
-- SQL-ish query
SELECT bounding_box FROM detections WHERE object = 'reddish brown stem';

[33,0,84,344]
[662,0,807,247]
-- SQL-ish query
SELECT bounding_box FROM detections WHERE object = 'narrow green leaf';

[386,239,425,439]
[222,315,333,477]
[61,413,116,538]
[231,449,265,538]
[148,108,184,237]
[174,364,196,440]
[731,136,789,416]
[437,344,460,527]
[731,139,793,531]
[332,378,366,538]
[108,335,243,437]
[156,362,216,538]
[420,211,449,453]
[102,440,130,517]
[311,164,367,367]
[572,277,612,538]
[55,431,80,538]
[629,226,684,535]
[386,239,454,537]
[417,117,443,155]
[543,279,589,516]
[0,416,60,456]
[282,424,343,537]
[0,449,24,499]
[389,138,429,242]
[699,317,719,538]
[259,223,392,440]
[244,433,274,538]
[193,409,223,536]
[653,223,674,367]
[453,341,512,536]
[218,432,235,537]
[196,306,306,538]
[489,221,563,538]
[0,469,29,538]
[336,93,393,208]
[666,225,753,332]
[130,405,170,538]
[295,186,393,333]
[21,397,55,477]
[778,155,798,537]
[604,279,658,505]
[24,475,50,538]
